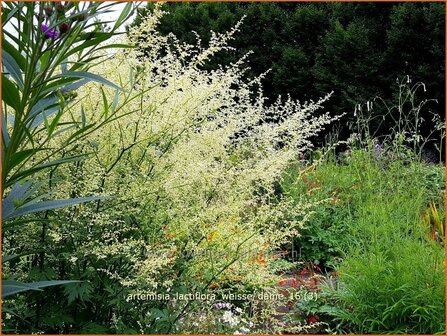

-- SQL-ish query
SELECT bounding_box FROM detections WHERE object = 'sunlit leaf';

[53,71,122,91]
[5,196,112,220]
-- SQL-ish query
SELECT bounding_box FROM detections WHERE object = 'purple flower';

[214,302,231,310]
[373,142,383,159]
[41,24,59,39]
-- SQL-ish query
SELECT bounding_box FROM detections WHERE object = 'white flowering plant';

[3,5,339,333]
[348,77,444,163]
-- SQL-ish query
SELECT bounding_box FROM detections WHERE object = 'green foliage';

[328,239,445,334]
[280,160,351,268]
[2,279,81,298]
[289,149,446,334]
[63,282,93,305]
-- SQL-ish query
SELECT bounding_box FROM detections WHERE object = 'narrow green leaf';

[114,2,134,30]
[38,50,52,73]
[8,149,37,173]
[2,255,19,263]
[2,112,11,146]
[7,155,86,188]
[52,124,78,138]
[29,94,59,118]
[2,4,21,27]
[2,74,21,111]
[52,71,122,91]
[2,280,43,297]
[101,87,109,119]
[39,77,81,97]
[61,79,91,93]
[2,51,24,88]
[81,106,86,128]
[30,106,60,129]
[63,32,112,60]
[111,90,119,113]
[7,196,112,219]
[2,39,26,71]
[2,280,81,298]
[69,55,106,72]
[3,31,28,58]
[47,108,64,138]
[2,180,40,220]
[64,123,96,145]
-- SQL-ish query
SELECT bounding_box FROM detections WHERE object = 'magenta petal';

[39,24,59,39]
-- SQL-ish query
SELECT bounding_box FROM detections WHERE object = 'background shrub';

[132,2,445,150]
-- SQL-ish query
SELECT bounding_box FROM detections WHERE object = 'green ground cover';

[281,148,445,334]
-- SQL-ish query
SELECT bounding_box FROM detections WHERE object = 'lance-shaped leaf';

[2,50,24,89]
[29,95,59,119]
[4,196,112,221]
[2,74,21,112]
[2,112,11,147]
[2,179,42,220]
[28,79,91,129]
[6,155,86,188]
[113,2,135,30]
[2,280,81,298]
[52,71,122,91]
[2,38,26,71]
[2,255,19,263]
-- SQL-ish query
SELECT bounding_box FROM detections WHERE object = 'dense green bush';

[280,158,352,268]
